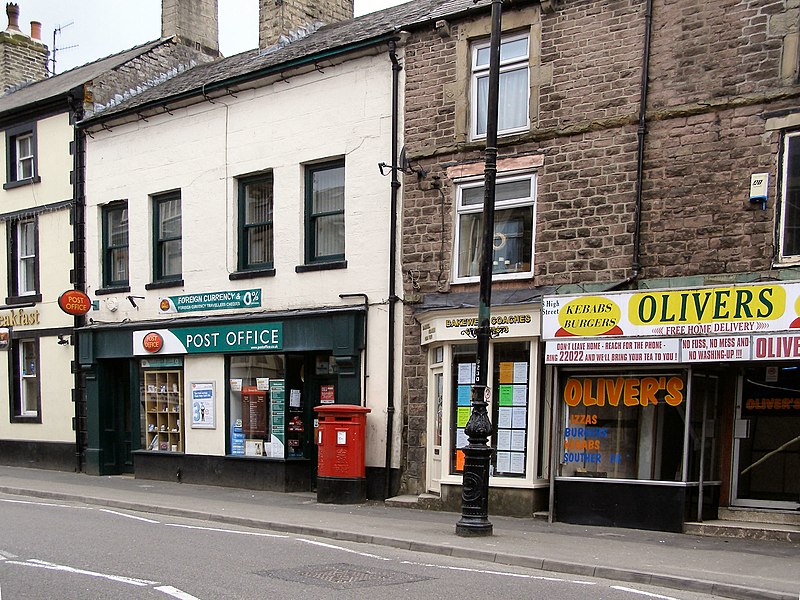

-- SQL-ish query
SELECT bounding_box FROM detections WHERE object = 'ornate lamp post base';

[455,443,493,536]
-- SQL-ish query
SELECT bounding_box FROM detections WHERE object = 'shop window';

[152,191,182,283]
[4,123,40,189]
[102,201,129,288]
[450,341,531,477]
[779,131,800,260]
[142,370,183,452]
[471,33,530,140]
[491,342,530,477]
[10,338,40,422]
[237,173,274,272]
[454,174,535,283]
[228,354,293,458]
[6,218,40,304]
[558,373,688,481]
[300,160,345,269]
[450,344,477,474]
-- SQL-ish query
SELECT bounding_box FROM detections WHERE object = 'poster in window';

[242,386,267,437]
[0,328,8,350]
[190,381,216,429]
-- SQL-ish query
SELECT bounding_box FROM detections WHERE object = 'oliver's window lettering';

[560,373,688,481]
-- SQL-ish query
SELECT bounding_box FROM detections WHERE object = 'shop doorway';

[427,369,444,494]
[98,360,136,474]
[733,366,800,509]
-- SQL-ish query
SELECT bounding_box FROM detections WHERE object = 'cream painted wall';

[85,50,406,468]
[0,113,73,212]
[0,109,78,443]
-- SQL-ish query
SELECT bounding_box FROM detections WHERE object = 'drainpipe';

[607,0,652,292]
[384,39,402,500]
[69,87,87,472]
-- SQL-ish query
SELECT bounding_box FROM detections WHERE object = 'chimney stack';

[162,0,220,57]
[5,2,18,31]
[0,3,49,91]
[259,0,354,49]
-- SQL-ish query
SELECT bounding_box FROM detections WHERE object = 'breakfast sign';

[542,282,800,364]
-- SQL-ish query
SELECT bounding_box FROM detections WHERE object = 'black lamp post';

[456,0,502,538]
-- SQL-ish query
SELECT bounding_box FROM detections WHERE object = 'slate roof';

[0,39,170,118]
[83,0,498,124]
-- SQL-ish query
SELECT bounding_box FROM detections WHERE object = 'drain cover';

[257,562,431,589]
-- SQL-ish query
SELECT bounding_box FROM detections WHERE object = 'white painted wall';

[85,50,405,467]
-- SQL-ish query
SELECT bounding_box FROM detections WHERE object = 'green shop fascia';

[76,308,365,477]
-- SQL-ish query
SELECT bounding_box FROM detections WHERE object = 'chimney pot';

[30,20,40,40]
[6,2,19,31]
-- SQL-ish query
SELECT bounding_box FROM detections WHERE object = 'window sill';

[229,267,276,281]
[145,279,184,291]
[3,175,41,190]
[10,415,41,424]
[295,260,347,273]
[4,294,41,306]
[95,286,130,296]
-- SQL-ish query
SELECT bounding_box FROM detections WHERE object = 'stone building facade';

[399,0,800,529]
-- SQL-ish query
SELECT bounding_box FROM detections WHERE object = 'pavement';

[0,466,797,600]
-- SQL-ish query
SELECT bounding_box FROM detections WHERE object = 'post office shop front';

[542,283,800,532]
[77,309,364,491]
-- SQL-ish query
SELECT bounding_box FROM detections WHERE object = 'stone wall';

[399,0,800,494]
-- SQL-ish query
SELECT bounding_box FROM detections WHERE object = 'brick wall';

[399,0,800,493]
[87,42,217,116]
[0,31,47,92]
[259,0,354,48]
[162,0,219,56]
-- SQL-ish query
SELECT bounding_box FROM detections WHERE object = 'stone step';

[717,507,800,526]
[385,493,443,510]
[684,519,800,543]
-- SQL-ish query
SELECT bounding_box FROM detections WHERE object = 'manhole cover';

[256,562,432,589]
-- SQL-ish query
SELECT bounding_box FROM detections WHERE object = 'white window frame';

[778,130,800,264]
[14,338,40,419]
[15,133,34,181]
[470,32,531,140]
[433,340,542,488]
[17,219,36,296]
[452,172,536,285]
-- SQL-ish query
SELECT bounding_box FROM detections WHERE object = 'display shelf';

[143,370,183,452]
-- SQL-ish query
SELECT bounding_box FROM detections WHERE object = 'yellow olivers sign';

[542,283,799,340]
[628,285,784,332]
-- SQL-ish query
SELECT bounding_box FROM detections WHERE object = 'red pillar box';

[315,405,371,504]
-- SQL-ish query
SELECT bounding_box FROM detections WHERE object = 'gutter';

[67,86,88,473]
[605,0,653,292]
[385,38,402,500]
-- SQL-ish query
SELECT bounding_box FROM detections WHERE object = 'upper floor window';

[780,131,800,260]
[102,202,129,288]
[238,173,274,271]
[4,123,39,189]
[454,174,536,283]
[6,218,40,303]
[10,338,40,422]
[471,33,530,140]
[153,192,182,282]
[305,160,345,264]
